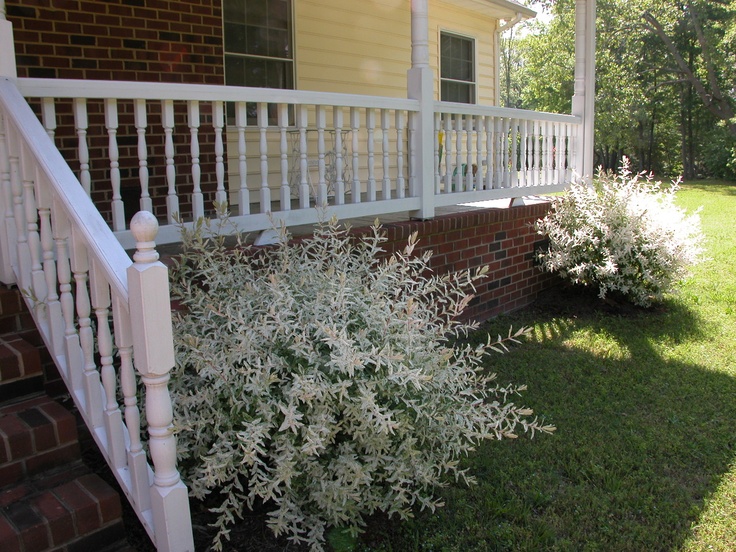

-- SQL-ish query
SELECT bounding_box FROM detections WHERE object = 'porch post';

[408,0,435,219]
[571,0,596,181]
[0,1,17,79]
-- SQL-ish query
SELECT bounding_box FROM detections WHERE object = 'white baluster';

[112,295,151,512]
[454,114,463,192]
[518,119,528,187]
[73,98,91,196]
[350,107,361,204]
[494,117,503,189]
[316,105,327,206]
[366,108,376,201]
[213,101,227,207]
[547,121,555,184]
[504,118,513,188]
[187,100,203,219]
[465,116,473,191]
[134,99,152,213]
[20,144,46,306]
[476,116,486,190]
[235,102,249,215]
[257,103,272,211]
[296,105,309,209]
[36,173,63,356]
[90,258,125,468]
[0,109,17,284]
[161,99,179,223]
[333,108,345,204]
[104,99,124,231]
[510,118,519,187]
[443,114,452,193]
[396,110,406,198]
[7,127,29,290]
[484,116,493,190]
[70,228,102,427]
[51,201,82,380]
[408,111,417,196]
[277,103,290,210]
[433,112,440,194]
[381,109,391,200]
[532,120,541,186]
[127,211,193,552]
[41,98,56,140]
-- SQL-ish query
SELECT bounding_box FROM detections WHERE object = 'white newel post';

[571,0,596,181]
[127,211,194,552]
[408,0,435,220]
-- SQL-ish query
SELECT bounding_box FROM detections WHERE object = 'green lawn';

[359,180,736,551]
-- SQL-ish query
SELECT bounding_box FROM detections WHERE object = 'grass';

[357,180,736,552]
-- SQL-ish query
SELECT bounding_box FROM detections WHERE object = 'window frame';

[439,30,477,104]
[222,0,296,90]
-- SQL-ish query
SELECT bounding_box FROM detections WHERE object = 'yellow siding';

[294,0,501,105]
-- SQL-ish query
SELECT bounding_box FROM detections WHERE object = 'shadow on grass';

[361,286,736,552]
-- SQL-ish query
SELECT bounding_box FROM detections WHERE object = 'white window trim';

[438,28,478,104]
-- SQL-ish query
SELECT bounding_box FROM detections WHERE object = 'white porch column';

[571,0,596,181]
[0,1,17,79]
[408,0,435,219]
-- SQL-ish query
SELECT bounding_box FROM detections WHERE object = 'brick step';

[0,395,79,488]
[0,465,126,552]
[0,333,44,401]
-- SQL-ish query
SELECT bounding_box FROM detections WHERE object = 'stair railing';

[0,77,194,551]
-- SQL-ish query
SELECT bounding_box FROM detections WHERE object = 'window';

[440,32,475,104]
[223,0,294,90]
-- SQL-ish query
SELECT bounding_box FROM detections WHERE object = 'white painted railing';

[16,78,580,248]
[0,78,194,552]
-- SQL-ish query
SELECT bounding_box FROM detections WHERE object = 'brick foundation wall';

[365,202,554,323]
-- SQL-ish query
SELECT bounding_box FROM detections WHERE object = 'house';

[0,0,596,550]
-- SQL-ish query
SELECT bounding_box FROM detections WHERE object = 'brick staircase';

[0,286,139,552]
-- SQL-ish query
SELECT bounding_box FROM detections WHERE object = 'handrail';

[0,77,193,551]
[435,99,581,124]
[17,77,421,111]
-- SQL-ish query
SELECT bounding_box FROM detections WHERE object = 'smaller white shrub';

[535,158,704,307]
[169,216,554,551]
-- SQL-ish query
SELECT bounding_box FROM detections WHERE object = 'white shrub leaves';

[169,216,553,551]
[535,159,704,307]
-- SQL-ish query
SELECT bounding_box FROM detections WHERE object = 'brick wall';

[365,202,554,322]
[7,0,224,84]
[7,0,226,224]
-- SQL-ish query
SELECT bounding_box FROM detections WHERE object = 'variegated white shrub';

[169,217,553,551]
[535,159,704,307]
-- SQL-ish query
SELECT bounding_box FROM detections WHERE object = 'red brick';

[0,461,24,487]
[54,480,101,534]
[24,442,80,475]
[38,401,78,445]
[0,516,21,552]
[76,474,122,524]
[32,491,75,546]
[0,416,33,460]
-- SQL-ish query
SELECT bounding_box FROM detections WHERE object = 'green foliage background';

[501,0,736,179]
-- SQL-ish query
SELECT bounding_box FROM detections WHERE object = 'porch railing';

[0,78,194,551]
[16,78,580,249]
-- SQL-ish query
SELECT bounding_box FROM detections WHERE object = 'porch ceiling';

[447,0,537,20]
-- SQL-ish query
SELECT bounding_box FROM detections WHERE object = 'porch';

[0,1,596,550]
